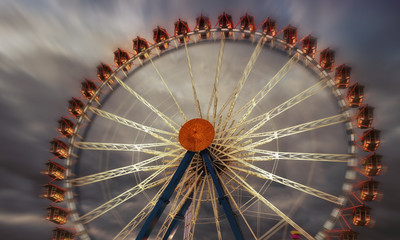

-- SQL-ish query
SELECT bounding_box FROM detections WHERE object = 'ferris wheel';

[42,13,382,240]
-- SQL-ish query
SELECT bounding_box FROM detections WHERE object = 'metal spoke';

[206,37,225,124]
[210,148,343,204]
[113,76,180,133]
[206,175,223,240]
[220,52,300,128]
[78,164,173,224]
[145,52,188,122]
[89,107,177,143]
[70,149,182,186]
[73,141,180,156]
[185,173,207,240]
[218,77,329,140]
[184,38,202,118]
[218,113,348,149]
[215,160,315,240]
[217,36,265,130]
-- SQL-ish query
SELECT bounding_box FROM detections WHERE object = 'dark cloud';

[0,0,399,239]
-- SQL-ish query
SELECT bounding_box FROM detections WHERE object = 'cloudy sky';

[1,0,400,239]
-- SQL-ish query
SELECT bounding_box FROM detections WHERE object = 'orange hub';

[179,118,215,152]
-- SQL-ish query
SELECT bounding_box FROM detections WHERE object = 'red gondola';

[43,184,66,202]
[361,128,380,152]
[50,139,69,159]
[57,118,75,138]
[43,161,65,180]
[114,48,131,71]
[153,27,169,50]
[356,105,374,129]
[195,15,211,39]
[302,35,317,58]
[320,48,335,72]
[340,230,359,240]
[68,98,84,118]
[97,63,114,85]
[362,153,382,176]
[290,230,301,239]
[174,19,190,43]
[217,12,233,37]
[335,64,351,89]
[360,180,379,201]
[352,205,371,226]
[239,14,255,39]
[347,83,364,107]
[133,36,149,60]
[261,17,277,37]
[46,206,68,225]
[283,25,297,45]
[52,228,75,240]
[81,80,98,101]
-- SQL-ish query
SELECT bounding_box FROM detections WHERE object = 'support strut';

[201,150,244,240]
[136,151,196,240]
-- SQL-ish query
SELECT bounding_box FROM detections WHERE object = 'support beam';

[136,151,196,240]
[201,150,244,240]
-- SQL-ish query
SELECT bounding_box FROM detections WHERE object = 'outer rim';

[63,28,357,239]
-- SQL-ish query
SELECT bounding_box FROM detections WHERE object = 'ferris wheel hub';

[178,118,215,151]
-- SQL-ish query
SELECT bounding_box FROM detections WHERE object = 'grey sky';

[0,0,399,239]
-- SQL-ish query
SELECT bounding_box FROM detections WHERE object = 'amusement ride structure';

[42,13,382,240]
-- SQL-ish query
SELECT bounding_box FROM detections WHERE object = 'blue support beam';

[201,150,244,240]
[162,193,193,240]
[136,151,196,240]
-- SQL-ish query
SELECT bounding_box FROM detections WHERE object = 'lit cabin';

[302,35,317,58]
[43,184,66,202]
[360,180,379,201]
[320,48,335,72]
[283,25,297,45]
[174,19,190,43]
[97,63,113,85]
[239,14,255,39]
[361,128,380,152]
[50,139,69,159]
[352,205,371,226]
[217,12,233,37]
[195,15,211,39]
[68,98,84,119]
[46,206,68,225]
[335,64,351,89]
[132,36,149,60]
[57,118,75,138]
[43,161,65,180]
[81,80,98,101]
[52,228,75,240]
[114,48,131,71]
[356,105,374,129]
[346,83,364,107]
[340,230,359,240]
[261,17,277,37]
[290,230,301,239]
[362,153,382,176]
[153,27,169,50]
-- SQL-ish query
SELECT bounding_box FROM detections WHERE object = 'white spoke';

[145,53,188,122]
[89,107,177,143]
[206,175,223,240]
[79,164,172,224]
[184,38,202,118]
[206,37,225,124]
[210,148,343,204]
[217,36,265,128]
[70,149,182,186]
[218,77,329,139]
[220,52,300,127]
[73,141,180,156]
[217,113,348,149]
[185,174,206,240]
[214,159,315,240]
[113,76,180,133]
